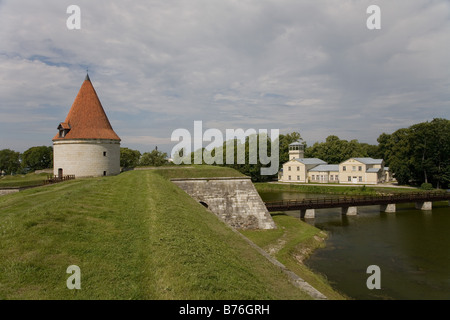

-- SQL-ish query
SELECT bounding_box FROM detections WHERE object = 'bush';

[420,183,433,190]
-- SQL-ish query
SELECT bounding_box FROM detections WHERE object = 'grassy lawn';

[0,169,324,299]
[152,165,247,179]
[0,173,49,188]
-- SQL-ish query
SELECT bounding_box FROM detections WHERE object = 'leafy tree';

[278,132,303,169]
[21,146,53,171]
[0,149,20,175]
[139,148,168,167]
[377,118,449,188]
[211,132,279,182]
[377,128,413,185]
[305,135,375,164]
[120,147,141,168]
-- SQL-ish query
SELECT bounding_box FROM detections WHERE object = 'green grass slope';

[0,168,316,300]
[0,173,48,188]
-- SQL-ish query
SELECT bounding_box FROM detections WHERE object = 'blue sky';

[1,0,449,155]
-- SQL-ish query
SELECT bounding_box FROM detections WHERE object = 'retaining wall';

[172,177,276,230]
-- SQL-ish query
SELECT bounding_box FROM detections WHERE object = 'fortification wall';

[53,139,120,177]
[172,177,276,230]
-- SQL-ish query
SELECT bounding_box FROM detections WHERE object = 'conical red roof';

[53,75,121,141]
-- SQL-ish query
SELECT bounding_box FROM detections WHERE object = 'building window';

[288,166,291,171]
[343,166,346,171]
[348,176,351,182]
[359,176,363,182]
[312,175,315,180]
[358,166,362,171]
[288,175,291,180]
[335,175,339,181]
[297,176,300,181]
[297,166,300,171]
[103,152,107,157]
[330,175,334,181]
[352,166,356,171]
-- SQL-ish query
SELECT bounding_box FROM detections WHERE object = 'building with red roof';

[53,74,121,177]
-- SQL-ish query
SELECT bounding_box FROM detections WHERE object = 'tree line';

[182,118,449,188]
[0,146,53,175]
[2,118,448,188]
[0,146,169,176]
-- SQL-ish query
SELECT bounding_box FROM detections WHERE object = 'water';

[259,191,450,300]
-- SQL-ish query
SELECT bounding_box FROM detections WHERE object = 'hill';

[0,166,342,299]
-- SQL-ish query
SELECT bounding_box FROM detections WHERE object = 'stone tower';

[52,74,121,178]
[288,141,304,160]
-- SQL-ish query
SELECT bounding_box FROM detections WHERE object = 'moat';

[259,190,450,300]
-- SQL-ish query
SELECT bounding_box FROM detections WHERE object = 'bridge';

[264,192,450,218]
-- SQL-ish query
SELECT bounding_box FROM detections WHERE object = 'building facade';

[279,142,390,185]
[52,74,121,178]
[338,158,387,185]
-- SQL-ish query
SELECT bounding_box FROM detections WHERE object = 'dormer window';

[57,122,71,138]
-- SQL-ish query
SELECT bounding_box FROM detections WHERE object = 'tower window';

[103,152,107,157]
[103,171,107,176]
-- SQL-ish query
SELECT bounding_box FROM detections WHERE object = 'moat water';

[259,190,450,300]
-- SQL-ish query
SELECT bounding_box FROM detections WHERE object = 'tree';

[120,147,141,168]
[305,135,375,164]
[209,132,280,182]
[21,146,53,171]
[376,118,450,188]
[0,149,21,175]
[278,132,303,169]
[139,148,168,167]
[377,128,413,185]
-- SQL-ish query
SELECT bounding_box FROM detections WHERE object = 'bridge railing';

[264,191,450,210]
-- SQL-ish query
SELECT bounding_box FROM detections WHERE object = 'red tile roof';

[53,75,121,141]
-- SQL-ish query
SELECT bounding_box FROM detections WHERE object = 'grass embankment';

[1,166,321,299]
[152,165,247,179]
[0,173,48,188]
[241,214,347,300]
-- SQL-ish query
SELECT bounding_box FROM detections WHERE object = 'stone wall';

[0,189,20,196]
[53,139,120,177]
[172,177,276,230]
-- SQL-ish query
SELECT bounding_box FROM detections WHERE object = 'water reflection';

[260,191,450,300]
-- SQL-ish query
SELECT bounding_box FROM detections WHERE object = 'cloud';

[0,0,449,153]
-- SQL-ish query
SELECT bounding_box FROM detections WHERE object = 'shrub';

[420,183,433,190]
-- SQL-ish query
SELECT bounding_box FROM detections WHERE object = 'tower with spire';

[52,74,121,178]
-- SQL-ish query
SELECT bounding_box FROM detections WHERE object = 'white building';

[52,74,121,178]
[279,142,391,185]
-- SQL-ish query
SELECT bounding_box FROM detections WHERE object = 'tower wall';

[53,139,120,177]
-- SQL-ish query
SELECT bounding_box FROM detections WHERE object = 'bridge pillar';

[415,201,432,211]
[381,203,396,213]
[300,209,315,219]
[342,206,357,215]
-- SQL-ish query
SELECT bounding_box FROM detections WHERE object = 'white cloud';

[0,0,449,153]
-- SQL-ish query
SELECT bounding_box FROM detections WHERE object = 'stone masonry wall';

[172,177,276,230]
[53,139,120,177]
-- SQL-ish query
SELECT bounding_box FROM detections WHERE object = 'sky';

[0,0,449,155]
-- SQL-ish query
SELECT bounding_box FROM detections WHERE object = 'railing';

[44,175,76,185]
[264,192,450,211]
